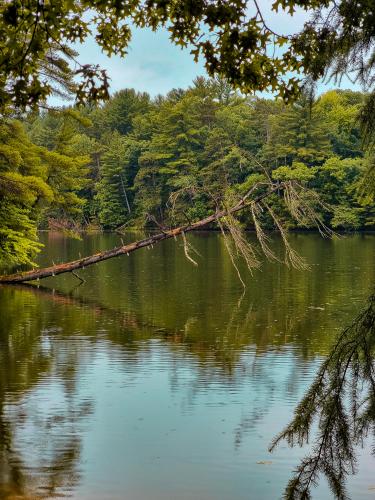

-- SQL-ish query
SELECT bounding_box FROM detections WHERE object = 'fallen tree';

[0,182,283,284]
[0,180,330,284]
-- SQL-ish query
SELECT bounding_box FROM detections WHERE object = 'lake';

[0,232,374,499]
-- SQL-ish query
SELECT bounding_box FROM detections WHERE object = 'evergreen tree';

[263,92,332,168]
[92,89,151,137]
[96,134,140,228]
[27,110,90,223]
[315,90,363,158]
[0,121,52,266]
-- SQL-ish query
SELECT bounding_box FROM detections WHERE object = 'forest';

[0,0,375,498]
[0,78,373,268]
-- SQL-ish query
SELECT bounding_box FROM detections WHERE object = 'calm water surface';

[0,232,374,499]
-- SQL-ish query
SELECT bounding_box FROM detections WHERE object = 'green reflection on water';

[0,232,374,499]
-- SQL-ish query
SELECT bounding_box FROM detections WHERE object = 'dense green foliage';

[0,0,373,113]
[30,81,374,230]
[0,114,88,267]
[1,80,373,268]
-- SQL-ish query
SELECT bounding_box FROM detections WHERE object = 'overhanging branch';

[0,183,282,284]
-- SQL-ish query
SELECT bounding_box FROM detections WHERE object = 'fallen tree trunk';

[0,184,280,284]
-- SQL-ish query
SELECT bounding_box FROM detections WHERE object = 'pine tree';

[0,121,52,266]
[27,110,90,224]
[96,134,139,228]
[263,92,332,168]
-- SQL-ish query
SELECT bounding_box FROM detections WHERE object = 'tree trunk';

[119,174,131,214]
[0,184,280,284]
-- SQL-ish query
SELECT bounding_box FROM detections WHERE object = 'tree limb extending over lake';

[0,180,330,284]
[0,182,280,284]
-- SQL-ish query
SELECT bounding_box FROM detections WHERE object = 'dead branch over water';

[0,180,328,284]
[0,183,284,284]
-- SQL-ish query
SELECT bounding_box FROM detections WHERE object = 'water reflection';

[0,286,97,498]
[0,232,374,499]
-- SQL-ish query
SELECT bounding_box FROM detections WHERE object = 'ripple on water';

[0,232,374,499]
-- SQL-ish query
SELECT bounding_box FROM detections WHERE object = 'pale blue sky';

[64,0,360,102]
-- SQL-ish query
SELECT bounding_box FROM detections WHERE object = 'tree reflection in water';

[0,285,95,498]
[0,281,338,497]
[271,293,375,499]
[0,233,373,499]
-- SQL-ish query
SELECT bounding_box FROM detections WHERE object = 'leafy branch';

[270,292,375,500]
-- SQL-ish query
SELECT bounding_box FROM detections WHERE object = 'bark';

[0,184,280,284]
[119,174,131,214]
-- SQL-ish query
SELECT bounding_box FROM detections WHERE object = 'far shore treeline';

[0,77,374,267]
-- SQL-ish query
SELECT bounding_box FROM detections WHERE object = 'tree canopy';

[0,0,374,112]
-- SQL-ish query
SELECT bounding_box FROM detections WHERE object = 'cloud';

[72,26,206,98]
[48,1,362,105]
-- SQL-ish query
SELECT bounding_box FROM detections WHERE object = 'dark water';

[0,232,374,499]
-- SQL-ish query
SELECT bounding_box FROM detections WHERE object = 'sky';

[61,0,361,103]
